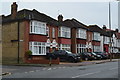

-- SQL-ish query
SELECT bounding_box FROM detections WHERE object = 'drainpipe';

[17,21,20,64]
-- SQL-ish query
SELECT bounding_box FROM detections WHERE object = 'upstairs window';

[93,32,100,41]
[30,20,46,35]
[59,26,71,38]
[77,28,86,39]
[46,26,49,37]
[52,27,55,38]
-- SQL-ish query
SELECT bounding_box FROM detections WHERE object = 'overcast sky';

[0,0,118,30]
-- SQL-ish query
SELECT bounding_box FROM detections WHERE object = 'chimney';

[115,29,119,33]
[11,2,18,19]
[103,25,107,30]
[58,15,63,22]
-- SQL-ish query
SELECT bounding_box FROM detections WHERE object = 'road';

[2,61,118,78]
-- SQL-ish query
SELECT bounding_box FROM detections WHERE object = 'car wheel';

[85,58,88,61]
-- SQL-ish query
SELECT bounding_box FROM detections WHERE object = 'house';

[2,2,59,64]
[57,15,71,52]
[88,25,101,52]
[63,19,88,53]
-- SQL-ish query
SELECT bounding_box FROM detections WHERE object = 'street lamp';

[108,2,112,61]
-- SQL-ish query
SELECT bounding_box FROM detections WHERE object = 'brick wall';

[71,28,77,53]
[2,21,26,64]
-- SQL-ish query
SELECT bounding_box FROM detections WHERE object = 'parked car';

[78,52,95,61]
[89,52,102,60]
[48,50,81,63]
[94,52,108,59]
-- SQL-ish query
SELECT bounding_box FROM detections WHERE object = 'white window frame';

[30,20,46,35]
[93,32,100,41]
[46,26,49,37]
[52,27,55,38]
[59,26,71,38]
[77,44,86,53]
[77,28,86,39]
[29,42,46,55]
[93,45,100,52]
[59,44,71,51]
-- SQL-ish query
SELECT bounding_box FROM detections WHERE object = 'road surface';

[2,61,118,78]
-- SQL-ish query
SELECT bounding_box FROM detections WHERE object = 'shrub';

[26,50,32,55]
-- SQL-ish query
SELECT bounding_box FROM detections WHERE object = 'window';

[77,44,86,53]
[93,46,100,52]
[93,32,100,41]
[59,26,71,38]
[59,44,71,51]
[30,20,46,35]
[29,42,46,55]
[52,27,55,38]
[77,28,86,39]
[46,27,49,37]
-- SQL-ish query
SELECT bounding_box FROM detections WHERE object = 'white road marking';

[59,67,62,69]
[36,70,40,72]
[53,67,56,69]
[24,72,28,73]
[72,71,101,78]
[109,67,118,70]
[62,67,66,68]
[43,68,47,70]
[29,71,34,73]
[48,68,52,70]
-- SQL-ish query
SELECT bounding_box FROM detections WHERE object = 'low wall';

[25,56,60,64]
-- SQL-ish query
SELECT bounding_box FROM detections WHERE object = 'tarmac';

[1,59,119,76]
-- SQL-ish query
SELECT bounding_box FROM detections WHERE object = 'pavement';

[58,59,119,67]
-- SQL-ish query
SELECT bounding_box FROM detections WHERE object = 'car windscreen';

[65,50,72,54]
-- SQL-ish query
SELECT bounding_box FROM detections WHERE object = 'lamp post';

[109,2,112,61]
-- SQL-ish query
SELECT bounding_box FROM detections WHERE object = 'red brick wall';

[24,21,30,62]
[77,39,86,44]
[29,34,47,42]
[58,38,71,44]
[25,56,59,64]
[71,28,77,53]
[87,31,93,42]
[92,41,100,46]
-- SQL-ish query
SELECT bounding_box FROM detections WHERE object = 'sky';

[0,0,119,30]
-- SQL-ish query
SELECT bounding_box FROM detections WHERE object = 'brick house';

[88,25,101,52]
[57,15,72,52]
[63,19,88,53]
[2,2,59,64]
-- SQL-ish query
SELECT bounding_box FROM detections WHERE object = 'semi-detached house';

[2,2,60,64]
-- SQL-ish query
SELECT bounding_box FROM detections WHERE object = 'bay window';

[59,26,71,38]
[29,42,46,55]
[77,44,86,53]
[52,27,55,38]
[59,44,71,51]
[93,46,100,52]
[30,20,46,35]
[93,32,100,41]
[77,28,86,39]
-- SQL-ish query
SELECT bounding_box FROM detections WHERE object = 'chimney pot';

[58,15,63,22]
[11,2,18,19]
